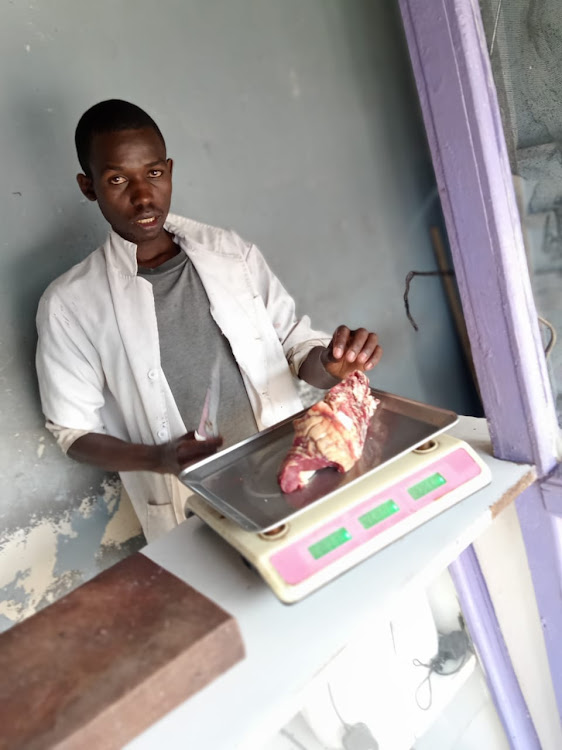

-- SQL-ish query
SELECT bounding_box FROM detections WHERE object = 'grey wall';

[0,0,474,630]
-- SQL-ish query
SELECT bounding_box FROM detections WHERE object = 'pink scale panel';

[270,448,482,586]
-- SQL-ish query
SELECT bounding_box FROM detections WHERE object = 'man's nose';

[130,179,154,208]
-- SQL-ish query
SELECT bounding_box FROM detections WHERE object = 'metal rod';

[449,546,541,749]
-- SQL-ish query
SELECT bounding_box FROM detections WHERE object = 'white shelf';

[127,417,534,750]
[264,656,477,750]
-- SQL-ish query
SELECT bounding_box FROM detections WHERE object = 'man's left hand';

[321,326,383,380]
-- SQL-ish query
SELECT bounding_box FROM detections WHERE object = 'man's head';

[75,100,173,246]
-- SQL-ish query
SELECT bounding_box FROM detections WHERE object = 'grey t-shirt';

[138,251,258,448]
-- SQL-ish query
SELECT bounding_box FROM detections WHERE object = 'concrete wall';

[0,0,474,630]
[481,0,562,419]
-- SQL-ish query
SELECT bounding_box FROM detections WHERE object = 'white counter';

[126,417,535,750]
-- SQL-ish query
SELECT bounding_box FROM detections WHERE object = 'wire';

[403,269,455,331]
[328,683,350,729]
[413,630,474,711]
[404,270,557,358]
[413,657,435,711]
[413,651,471,711]
[538,315,557,357]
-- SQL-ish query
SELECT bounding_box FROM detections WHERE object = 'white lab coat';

[36,213,329,540]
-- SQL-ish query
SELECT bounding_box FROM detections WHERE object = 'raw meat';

[278,370,378,493]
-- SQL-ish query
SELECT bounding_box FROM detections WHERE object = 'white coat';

[36,214,330,540]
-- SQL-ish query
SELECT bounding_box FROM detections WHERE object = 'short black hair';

[75,99,165,176]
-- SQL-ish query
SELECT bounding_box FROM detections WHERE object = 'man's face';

[77,127,173,246]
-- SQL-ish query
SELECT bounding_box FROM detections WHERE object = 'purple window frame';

[398,0,562,745]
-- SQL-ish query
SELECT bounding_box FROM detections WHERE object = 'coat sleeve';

[243,241,331,376]
[36,292,106,441]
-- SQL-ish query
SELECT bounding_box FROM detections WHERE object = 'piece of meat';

[279,370,378,493]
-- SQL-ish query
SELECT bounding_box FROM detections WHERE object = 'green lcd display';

[408,472,446,500]
[309,528,351,560]
[359,499,400,529]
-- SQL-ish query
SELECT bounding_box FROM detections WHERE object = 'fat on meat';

[278,370,378,493]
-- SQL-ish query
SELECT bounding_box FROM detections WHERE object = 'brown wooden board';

[0,552,245,750]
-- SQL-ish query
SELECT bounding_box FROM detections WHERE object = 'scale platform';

[180,391,491,603]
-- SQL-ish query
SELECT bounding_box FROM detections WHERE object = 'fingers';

[344,328,370,363]
[326,326,383,377]
[365,344,383,371]
[184,431,222,451]
[331,326,351,359]
[176,434,223,468]
[354,332,379,364]
[332,327,380,364]
[194,436,223,453]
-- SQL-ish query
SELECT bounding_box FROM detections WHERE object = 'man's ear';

[167,158,173,177]
[76,173,97,202]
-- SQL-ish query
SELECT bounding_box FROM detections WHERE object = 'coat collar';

[102,213,228,278]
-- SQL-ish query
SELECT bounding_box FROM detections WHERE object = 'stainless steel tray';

[179,389,458,532]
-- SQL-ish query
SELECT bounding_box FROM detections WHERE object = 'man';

[36,100,382,541]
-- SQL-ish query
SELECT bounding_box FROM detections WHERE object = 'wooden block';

[0,553,245,750]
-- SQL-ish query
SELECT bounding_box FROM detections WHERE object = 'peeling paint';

[0,516,76,623]
[100,488,142,547]
[0,478,144,633]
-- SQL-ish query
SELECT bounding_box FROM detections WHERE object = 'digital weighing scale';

[180,390,491,604]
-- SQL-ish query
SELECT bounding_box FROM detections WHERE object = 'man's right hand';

[68,431,222,475]
[156,431,223,474]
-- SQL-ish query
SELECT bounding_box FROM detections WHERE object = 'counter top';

[127,417,535,750]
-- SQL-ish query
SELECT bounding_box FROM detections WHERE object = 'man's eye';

[109,175,126,185]
[148,170,163,178]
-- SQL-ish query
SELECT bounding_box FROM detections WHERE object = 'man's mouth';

[135,215,160,228]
